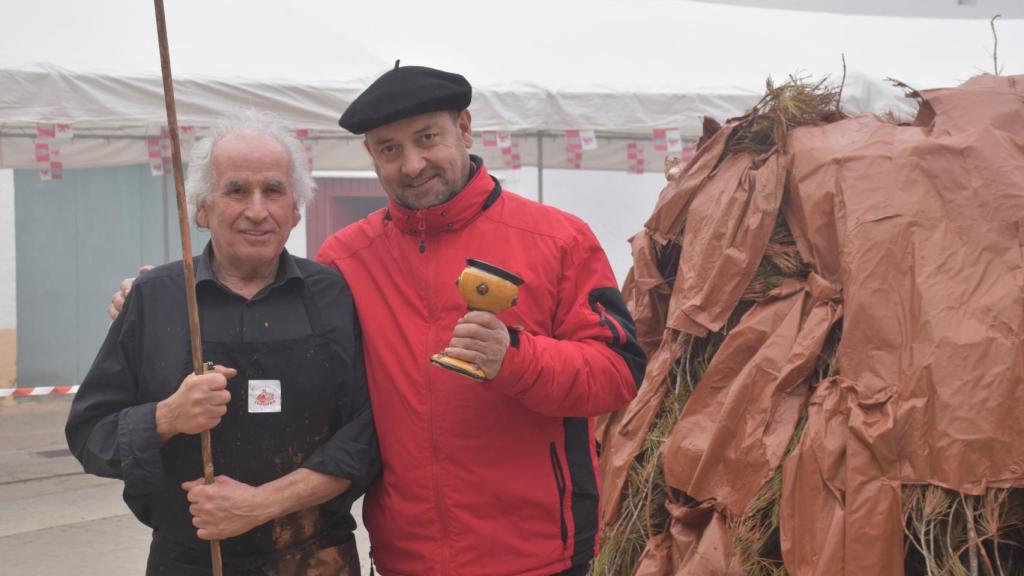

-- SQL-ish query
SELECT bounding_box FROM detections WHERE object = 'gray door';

[15,166,208,387]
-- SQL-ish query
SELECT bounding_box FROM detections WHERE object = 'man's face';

[197,133,300,272]
[363,109,474,210]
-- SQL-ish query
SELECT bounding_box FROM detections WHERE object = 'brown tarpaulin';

[598,74,1024,575]
[779,74,1024,575]
[632,499,740,576]
[661,276,841,516]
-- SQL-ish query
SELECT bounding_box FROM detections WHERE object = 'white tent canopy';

[1,0,1020,171]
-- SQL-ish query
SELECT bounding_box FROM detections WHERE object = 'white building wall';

[0,169,15,330]
[284,204,308,259]
[490,168,665,287]
[0,169,16,386]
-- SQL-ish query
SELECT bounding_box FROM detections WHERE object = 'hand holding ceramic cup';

[430,259,523,380]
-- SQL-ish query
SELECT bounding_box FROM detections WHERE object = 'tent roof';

[1,0,1021,170]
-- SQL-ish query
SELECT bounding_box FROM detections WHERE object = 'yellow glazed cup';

[457,259,523,313]
[430,259,524,381]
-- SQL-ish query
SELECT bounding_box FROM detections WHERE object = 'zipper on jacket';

[549,442,569,549]
[423,226,450,573]
[417,213,427,254]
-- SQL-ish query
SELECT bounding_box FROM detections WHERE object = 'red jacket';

[317,159,645,575]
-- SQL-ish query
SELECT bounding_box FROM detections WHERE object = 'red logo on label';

[255,389,276,406]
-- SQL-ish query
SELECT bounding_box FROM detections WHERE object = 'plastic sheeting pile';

[597,74,1024,575]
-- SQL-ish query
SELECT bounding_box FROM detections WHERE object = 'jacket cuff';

[490,330,535,396]
[117,402,165,497]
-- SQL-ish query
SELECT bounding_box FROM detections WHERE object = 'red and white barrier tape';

[0,386,79,398]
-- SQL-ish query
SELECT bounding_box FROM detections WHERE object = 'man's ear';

[196,203,209,229]
[458,109,473,149]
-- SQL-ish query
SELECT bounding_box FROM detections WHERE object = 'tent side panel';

[14,166,202,388]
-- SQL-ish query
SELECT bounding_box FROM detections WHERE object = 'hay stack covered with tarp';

[595,74,1024,575]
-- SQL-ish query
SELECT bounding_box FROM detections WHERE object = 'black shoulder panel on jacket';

[588,287,646,390]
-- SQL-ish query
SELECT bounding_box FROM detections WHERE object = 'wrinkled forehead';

[213,131,289,157]
[212,133,292,178]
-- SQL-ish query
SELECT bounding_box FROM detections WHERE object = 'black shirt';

[65,243,379,535]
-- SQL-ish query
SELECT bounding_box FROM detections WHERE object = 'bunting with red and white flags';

[143,125,198,177]
[627,141,645,174]
[564,130,582,152]
[564,130,582,169]
[145,126,173,176]
[36,124,56,139]
[652,128,683,153]
[564,130,598,169]
[35,141,57,181]
[579,130,598,151]
[482,130,513,151]
[501,140,522,170]
[566,150,583,169]
[35,123,66,181]
[55,123,74,140]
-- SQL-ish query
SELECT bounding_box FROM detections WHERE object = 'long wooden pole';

[152,2,223,574]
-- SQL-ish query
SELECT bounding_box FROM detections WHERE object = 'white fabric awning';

[1,0,1019,171]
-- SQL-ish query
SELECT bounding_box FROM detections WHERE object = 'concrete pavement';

[0,395,370,575]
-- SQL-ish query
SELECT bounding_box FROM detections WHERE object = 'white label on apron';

[248,380,282,413]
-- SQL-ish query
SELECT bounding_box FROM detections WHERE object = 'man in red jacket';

[317,64,646,576]
[111,65,645,575]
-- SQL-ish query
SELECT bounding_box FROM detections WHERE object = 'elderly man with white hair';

[66,112,378,575]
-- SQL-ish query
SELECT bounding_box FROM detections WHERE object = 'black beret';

[339,65,472,134]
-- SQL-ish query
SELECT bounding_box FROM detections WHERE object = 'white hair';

[186,110,316,225]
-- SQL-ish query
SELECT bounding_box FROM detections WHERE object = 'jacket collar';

[387,155,501,235]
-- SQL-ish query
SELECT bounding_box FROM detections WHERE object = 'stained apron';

[143,285,360,575]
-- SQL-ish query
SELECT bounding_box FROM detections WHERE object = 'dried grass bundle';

[903,486,1024,576]
[728,76,845,156]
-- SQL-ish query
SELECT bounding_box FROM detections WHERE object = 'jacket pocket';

[549,442,568,549]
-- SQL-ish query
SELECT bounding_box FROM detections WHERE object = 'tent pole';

[536,132,544,205]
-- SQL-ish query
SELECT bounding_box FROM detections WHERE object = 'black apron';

[144,285,360,576]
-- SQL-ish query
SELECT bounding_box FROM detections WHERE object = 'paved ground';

[0,395,370,575]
